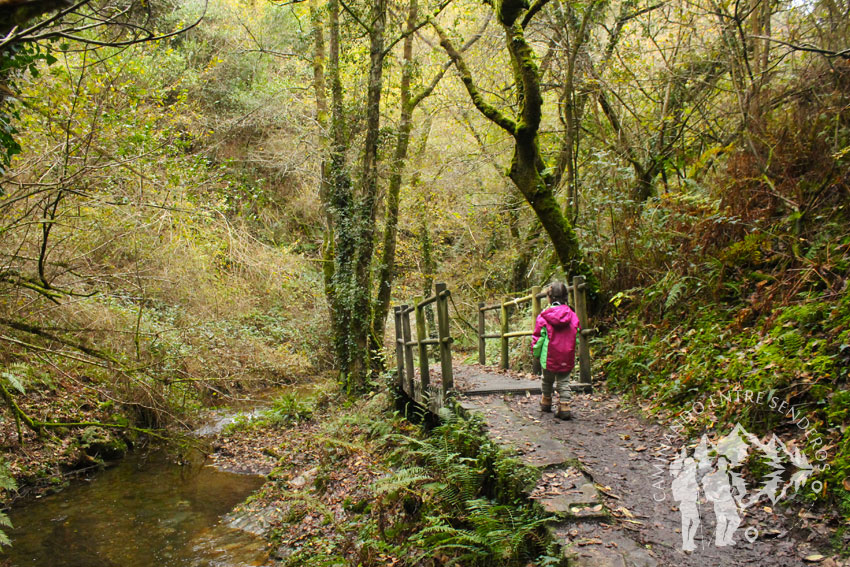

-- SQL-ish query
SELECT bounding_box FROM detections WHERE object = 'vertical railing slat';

[531,285,542,374]
[415,298,430,402]
[499,301,509,370]
[478,301,486,365]
[401,305,415,396]
[394,306,404,389]
[436,282,453,405]
[573,275,592,389]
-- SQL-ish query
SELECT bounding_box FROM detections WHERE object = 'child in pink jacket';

[531,281,580,420]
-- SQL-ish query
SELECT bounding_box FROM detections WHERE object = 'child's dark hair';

[548,281,568,302]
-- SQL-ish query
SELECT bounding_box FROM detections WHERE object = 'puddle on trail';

[0,451,268,567]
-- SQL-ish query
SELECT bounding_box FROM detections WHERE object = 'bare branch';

[750,35,850,59]
[0,0,208,51]
[381,0,452,56]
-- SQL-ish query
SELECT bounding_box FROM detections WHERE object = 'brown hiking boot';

[555,403,573,420]
[540,395,552,413]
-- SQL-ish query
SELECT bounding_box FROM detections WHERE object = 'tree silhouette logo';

[669,423,817,552]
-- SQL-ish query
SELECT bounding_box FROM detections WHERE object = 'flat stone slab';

[455,367,542,395]
[534,481,601,516]
[554,524,658,567]
[459,395,573,468]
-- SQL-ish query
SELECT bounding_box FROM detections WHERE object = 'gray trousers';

[542,370,573,400]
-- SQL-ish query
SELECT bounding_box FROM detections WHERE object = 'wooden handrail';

[393,277,593,410]
[477,277,592,388]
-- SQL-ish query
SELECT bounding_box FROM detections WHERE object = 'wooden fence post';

[478,302,486,365]
[500,301,509,370]
[573,275,592,388]
[415,298,430,400]
[394,306,404,388]
[435,282,453,402]
[531,285,542,374]
[401,305,415,395]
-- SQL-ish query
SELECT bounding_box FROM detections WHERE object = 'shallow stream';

[0,405,275,567]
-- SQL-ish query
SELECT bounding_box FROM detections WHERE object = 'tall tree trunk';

[371,0,419,360]
[325,0,358,383]
[413,121,437,337]
[370,0,475,358]
[310,4,340,346]
[346,0,387,388]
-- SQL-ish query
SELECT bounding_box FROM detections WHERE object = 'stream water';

[0,405,275,567]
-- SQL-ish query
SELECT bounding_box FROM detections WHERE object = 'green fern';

[1,369,25,394]
[412,500,548,566]
[372,467,430,495]
[665,279,687,311]
[0,458,16,548]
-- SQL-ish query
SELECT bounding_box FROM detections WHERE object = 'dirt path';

[454,366,842,566]
[516,392,837,566]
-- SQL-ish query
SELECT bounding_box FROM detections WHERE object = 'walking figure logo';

[669,423,815,552]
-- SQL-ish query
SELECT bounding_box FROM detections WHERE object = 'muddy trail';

[454,366,842,567]
[519,393,832,565]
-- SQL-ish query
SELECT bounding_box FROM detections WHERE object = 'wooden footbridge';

[392,276,594,411]
[393,282,675,567]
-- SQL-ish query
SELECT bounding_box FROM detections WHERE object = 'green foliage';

[1,368,26,394]
[412,499,548,566]
[225,393,317,434]
[264,394,315,427]
[0,1,330,487]
[273,396,562,567]
[368,408,555,566]
[0,458,16,547]
[78,427,128,460]
[0,362,54,393]
[600,286,850,518]
[0,42,58,176]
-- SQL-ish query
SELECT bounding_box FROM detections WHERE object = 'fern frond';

[372,467,431,495]
[1,371,26,394]
[665,279,687,310]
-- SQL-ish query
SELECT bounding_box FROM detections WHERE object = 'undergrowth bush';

[0,9,329,489]
[385,410,551,565]
[270,393,563,567]
[0,459,15,547]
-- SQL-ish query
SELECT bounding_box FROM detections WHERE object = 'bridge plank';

[452,364,593,396]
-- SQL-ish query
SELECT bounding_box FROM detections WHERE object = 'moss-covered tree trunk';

[343,0,387,389]
[310,4,341,347]
[433,1,597,287]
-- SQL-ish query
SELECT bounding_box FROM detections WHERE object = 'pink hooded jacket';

[531,304,580,373]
